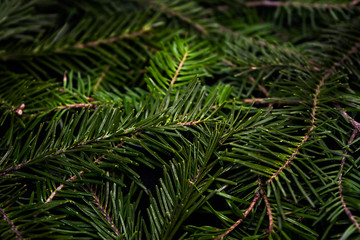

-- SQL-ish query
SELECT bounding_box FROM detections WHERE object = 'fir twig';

[148,1,208,35]
[56,28,151,52]
[171,50,188,86]
[338,129,360,233]
[266,40,360,185]
[335,103,360,131]
[88,184,122,237]
[45,142,124,203]
[246,1,359,9]
[248,76,269,97]
[258,179,273,233]
[0,207,24,240]
[214,192,261,240]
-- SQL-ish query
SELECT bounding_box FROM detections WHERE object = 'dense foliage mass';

[1,0,360,239]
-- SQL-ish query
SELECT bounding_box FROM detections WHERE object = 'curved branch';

[338,129,360,233]
[266,40,360,185]
[214,192,261,240]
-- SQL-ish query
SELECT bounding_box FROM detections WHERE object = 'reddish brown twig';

[246,1,358,9]
[334,103,360,132]
[248,75,269,97]
[258,179,273,233]
[45,142,124,203]
[0,160,30,176]
[88,185,121,237]
[57,103,96,109]
[207,1,359,12]
[0,207,24,240]
[215,192,261,240]
[56,28,151,52]
[176,121,198,126]
[45,170,84,203]
[242,98,303,105]
[171,51,188,86]
[338,129,360,233]
[266,40,360,185]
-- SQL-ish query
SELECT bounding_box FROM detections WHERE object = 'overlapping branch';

[216,37,360,240]
[148,1,208,35]
[56,28,151,52]
[215,192,261,240]
[266,40,360,185]
[338,129,360,233]
[246,0,360,9]
[0,207,23,240]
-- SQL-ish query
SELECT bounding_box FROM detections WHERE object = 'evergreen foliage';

[1,0,360,239]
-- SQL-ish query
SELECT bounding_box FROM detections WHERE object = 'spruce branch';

[171,50,188,86]
[2,1,360,239]
[148,1,208,35]
[258,179,273,234]
[0,160,31,177]
[266,39,360,185]
[0,207,24,240]
[246,1,360,9]
[242,98,304,105]
[45,141,125,203]
[338,129,360,233]
[57,103,97,109]
[335,103,360,131]
[45,170,84,203]
[222,58,271,97]
[88,184,122,237]
[56,28,152,53]
[214,192,261,240]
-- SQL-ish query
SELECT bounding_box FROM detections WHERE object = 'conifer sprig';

[1,1,360,239]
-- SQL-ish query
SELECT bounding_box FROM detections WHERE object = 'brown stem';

[45,170,84,203]
[0,160,30,176]
[258,179,273,233]
[88,184,121,237]
[246,1,358,9]
[45,142,124,203]
[176,121,198,126]
[334,103,360,132]
[266,41,360,185]
[338,129,360,233]
[248,75,269,97]
[171,51,188,86]
[57,103,97,109]
[214,192,261,240]
[242,98,304,105]
[56,28,151,52]
[0,207,24,240]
